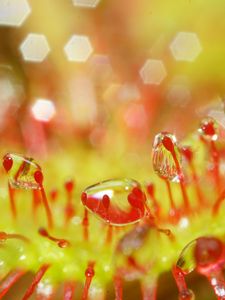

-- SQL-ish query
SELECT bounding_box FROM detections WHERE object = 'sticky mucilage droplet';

[81,178,146,226]
[2,153,53,228]
[152,132,182,182]
[176,239,197,275]
[3,153,42,190]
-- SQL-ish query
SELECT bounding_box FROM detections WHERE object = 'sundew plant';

[1,114,225,300]
[0,0,225,300]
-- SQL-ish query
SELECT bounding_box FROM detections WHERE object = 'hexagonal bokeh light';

[170,32,202,62]
[64,35,93,62]
[139,59,167,85]
[31,98,56,122]
[0,0,31,27]
[167,83,191,107]
[72,0,100,8]
[20,33,50,63]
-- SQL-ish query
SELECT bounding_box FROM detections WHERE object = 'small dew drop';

[58,240,70,248]
[152,132,182,182]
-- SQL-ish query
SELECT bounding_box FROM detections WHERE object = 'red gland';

[34,170,44,186]
[65,180,74,193]
[162,136,175,152]
[201,121,216,136]
[3,155,13,172]
[38,227,70,248]
[82,262,95,300]
[0,232,7,241]
[85,264,95,278]
[0,232,29,243]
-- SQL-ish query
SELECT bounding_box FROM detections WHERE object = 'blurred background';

[0,0,225,158]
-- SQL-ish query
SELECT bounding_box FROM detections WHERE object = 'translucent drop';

[152,132,182,182]
[81,178,146,226]
[194,237,224,273]
[3,153,41,190]
[176,239,197,274]
[198,117,218,141]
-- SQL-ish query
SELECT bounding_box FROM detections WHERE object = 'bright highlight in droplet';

[31,99,56,122]
[20,34,50,63]
[72,0,101,8]
[0,0,31,27]
[64,35,93,62]
[179,217,189,229]
[170,32,202,62]
[139,59,167,85]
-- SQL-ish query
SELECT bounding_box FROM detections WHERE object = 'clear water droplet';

[198,117,218,141]
[82,178,146,226]
[3,153,41,190]
[152,132,182,182]
[177,239,197,274]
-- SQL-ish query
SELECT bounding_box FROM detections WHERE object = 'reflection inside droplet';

[3,153,42,190]
[81,178,146,226]
[176,239,197,274]
[152,132,182,182]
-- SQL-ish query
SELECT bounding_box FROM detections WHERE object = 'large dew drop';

[81,178,146,226]
[2,153,53,228]
[3,153,42,190]
[152,132,182,182]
